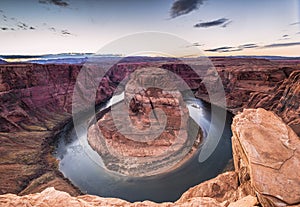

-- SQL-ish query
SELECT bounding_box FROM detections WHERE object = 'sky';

[0,0,299,56]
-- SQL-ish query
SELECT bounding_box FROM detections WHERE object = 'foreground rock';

[0,172,259,207]
[232,108,300,207]
[88,68,201,176]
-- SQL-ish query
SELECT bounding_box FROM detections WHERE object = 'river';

[53,93,233,202]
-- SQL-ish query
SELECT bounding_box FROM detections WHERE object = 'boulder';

[232,108,300,207]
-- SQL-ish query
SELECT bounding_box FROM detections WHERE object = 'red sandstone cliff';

[0,57,299,206]
[2,108,299,206]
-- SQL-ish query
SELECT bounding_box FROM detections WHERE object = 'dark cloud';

[170,0,205,18]
[191,42,204,47]
[44,24,75,36]
[61,29,73,35]
[290,21,300,26]
[263,42,300,48]
[49,27,56,32]
[0,11,38,32]
[205,43,259,53]
[221,20,232,28]
[194,18,230,28]
[204,41,300,53]
[16,22,31,30]
[205,46,237,52]
[185,42,204,48]
[279,34,290,40]
[38,0,69,7]
[239,43,258,49]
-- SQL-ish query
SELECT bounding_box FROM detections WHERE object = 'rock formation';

[1,108,298,207]
[0,57,299,206]
[232,108,300,207]
[0,172,258,207]
[87,67,201,176]
[0,63,122,195]
[196,58,300,136]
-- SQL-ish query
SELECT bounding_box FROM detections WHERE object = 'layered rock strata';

[1,108,299,207]
[0,172,258,207]
[0,57,299,205]
[232,108,300,207]
[0,62,131,195]
[87,68,201,176]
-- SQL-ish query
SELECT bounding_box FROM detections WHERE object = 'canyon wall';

[0,63,116,195]
[2,108,299,206]
[0,57,299,206]
[160,58,300,135]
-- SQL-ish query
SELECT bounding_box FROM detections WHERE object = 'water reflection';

[53,93,233,202]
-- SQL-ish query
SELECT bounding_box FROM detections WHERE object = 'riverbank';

[0,57,299,204]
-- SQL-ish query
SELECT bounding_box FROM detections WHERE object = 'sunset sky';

[0,0,299,56]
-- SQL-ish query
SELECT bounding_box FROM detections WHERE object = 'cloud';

[170,0,205,18]
[238,43,258,49]
[290,21,300,26]
[61,29,75,36]
[0,11,69,34]
[185,42,204,48]
[61,29,71,35]
[194,18,230,28]
[221,20,232,28]
[0,10,73,35]
[279,34,290,40]
[204,46,242,52]
[43,23,75,36]
[17,22,29,29]
[0,10,37,32]
[263,42,300,48]
[38,0,69,7]
[204,41,300,53]
[205,43,258,53]
[49,27,56,32]
[191,42,204,47]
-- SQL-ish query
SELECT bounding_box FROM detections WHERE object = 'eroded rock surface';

[232,108,300,207]
[0,172,258,207]
[0,57,299,206]
[87,68,201,176]
[0,63,124,195]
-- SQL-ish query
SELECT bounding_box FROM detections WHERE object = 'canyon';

[87,67,201,176]
[0,57,299,206]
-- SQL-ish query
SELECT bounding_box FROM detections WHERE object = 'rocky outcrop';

[0,172,259,207]
[247,70,300,135]
[161,58,300,135]
[232,108,300,207]
[0,63,120,195]
[0,57,299,206]
[217,58,300,136]
[87,68,201,176]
